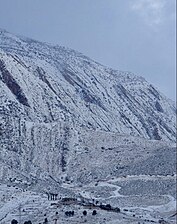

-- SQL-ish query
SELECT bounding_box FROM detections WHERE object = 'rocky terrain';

[0,29,176,223]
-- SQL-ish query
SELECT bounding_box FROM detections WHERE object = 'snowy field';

[0,173,176,224]
[0,132,176,224]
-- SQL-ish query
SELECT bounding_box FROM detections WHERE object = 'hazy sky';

[0,0,176,100]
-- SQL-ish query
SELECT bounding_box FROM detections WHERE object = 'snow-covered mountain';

[0,28,176,142]
[0,29,176,224]
[0,28,176,179]
[0,28,176,181]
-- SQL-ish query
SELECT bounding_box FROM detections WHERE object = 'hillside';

[0,29,176,224]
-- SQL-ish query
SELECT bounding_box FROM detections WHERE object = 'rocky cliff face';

[0,29,176,186]
[0,29,175,139]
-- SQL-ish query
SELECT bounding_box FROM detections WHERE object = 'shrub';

[83,210,87,216]
[11,220,18,224]
[92,210,97,215]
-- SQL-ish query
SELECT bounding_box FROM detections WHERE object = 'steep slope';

[0,29,176,224]
[0,28,176,183]
[0,28,176,143]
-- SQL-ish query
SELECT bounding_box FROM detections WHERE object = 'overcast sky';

[0,0,176,100]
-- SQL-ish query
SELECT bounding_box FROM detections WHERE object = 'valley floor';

[0,174,176,224]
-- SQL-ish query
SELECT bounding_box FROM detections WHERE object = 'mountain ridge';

[0,29,176,224]
[0,29,176,143]
[0,29,176,183]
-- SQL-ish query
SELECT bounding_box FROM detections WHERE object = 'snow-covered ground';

[0,172,176,224]
[0,29,176,224]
